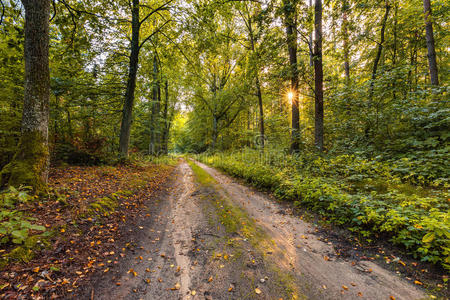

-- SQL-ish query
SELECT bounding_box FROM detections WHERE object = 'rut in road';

[194,160,426,300]
[84,160,426,300]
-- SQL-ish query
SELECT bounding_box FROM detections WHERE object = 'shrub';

[197,149,450,270]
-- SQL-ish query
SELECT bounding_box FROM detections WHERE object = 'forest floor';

[2,159,446,299]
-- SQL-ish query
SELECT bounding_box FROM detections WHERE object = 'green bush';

[197,149,450,270]
[0,187,46,245]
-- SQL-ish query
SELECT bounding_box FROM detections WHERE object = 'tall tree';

[283,0,300,153]
[0,0,50,193]
[313,0,324,151]
[342,0,350,82]
[369,1,390,98]
[118,0,171,158]
[240,4,265,150]
[149,54,161,155]
[119,0,140,159]
[423,0,439,85]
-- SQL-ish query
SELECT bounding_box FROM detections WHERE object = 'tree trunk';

[212,115,218,150]
[309,0,313,67]
[162,80,169,155]
[246,16,265,150]
[369,2,390,98]
[283,0,300,153]
[423,0,439,85]
[314,0,324,151]
[0,0,50,193]
[255,74,265,150]
[149,54,159,155]
[119,0,140,158]
[342,0,350,82]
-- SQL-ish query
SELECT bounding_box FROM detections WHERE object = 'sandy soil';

[79,160,429,300]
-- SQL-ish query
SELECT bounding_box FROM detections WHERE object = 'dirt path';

[195,161,427,300]
[82,160,428,300]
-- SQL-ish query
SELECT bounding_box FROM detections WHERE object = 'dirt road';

[80,160,428,300]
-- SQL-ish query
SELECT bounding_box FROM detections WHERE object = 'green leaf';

[422,232,435,243]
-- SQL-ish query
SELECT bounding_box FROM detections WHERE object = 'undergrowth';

[196,149,450,271]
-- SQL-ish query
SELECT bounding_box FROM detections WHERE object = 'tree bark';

[423,0,439,86]
[245,14,265,150]
[0,0,50,193]
[314,0,324,151]
[149,54,160,155]
[342,0,350,82]
[255,74,265,149]
[119,0,140,158]
[283,0,300,153]
[162,80,169,154]
[369,2,390,98]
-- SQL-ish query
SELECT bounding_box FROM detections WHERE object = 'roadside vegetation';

[197,149,449,271]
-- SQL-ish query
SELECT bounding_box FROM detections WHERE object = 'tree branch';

[139,0,174,26]
[0,0,5,26]
[138,19,171,50]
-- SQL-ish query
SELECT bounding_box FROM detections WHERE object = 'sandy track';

[195,161,426,300]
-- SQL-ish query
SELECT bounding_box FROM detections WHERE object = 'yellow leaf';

[342,285,348,290]
[255,288,262,294]
[422,233,435,243]
[33,267,40,273]
[171,283,181,290]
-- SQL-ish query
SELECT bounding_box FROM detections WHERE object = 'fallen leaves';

[171,282,181,290]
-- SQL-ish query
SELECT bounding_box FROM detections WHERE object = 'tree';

[342,0,350,82]
[118,0,171,159]
[369,1,390,98]
[0,0,51,193]
[239,4,266,150]
[313,0,323,151]
[423,0,439,85]
[283,0,300,153]
[0,0,50,193]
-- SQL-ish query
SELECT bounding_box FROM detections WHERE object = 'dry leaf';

[171,282,181,290]
[342,285,348,290]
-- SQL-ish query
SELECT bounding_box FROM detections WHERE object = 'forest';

[0,0,448,299]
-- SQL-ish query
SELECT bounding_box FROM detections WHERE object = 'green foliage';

[0,187,46,263]
[197,149,450,270]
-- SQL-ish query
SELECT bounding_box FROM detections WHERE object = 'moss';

[7,246,34,263]
[0,131,49,194]
[187,159,217,186]
[88,196,118,216]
